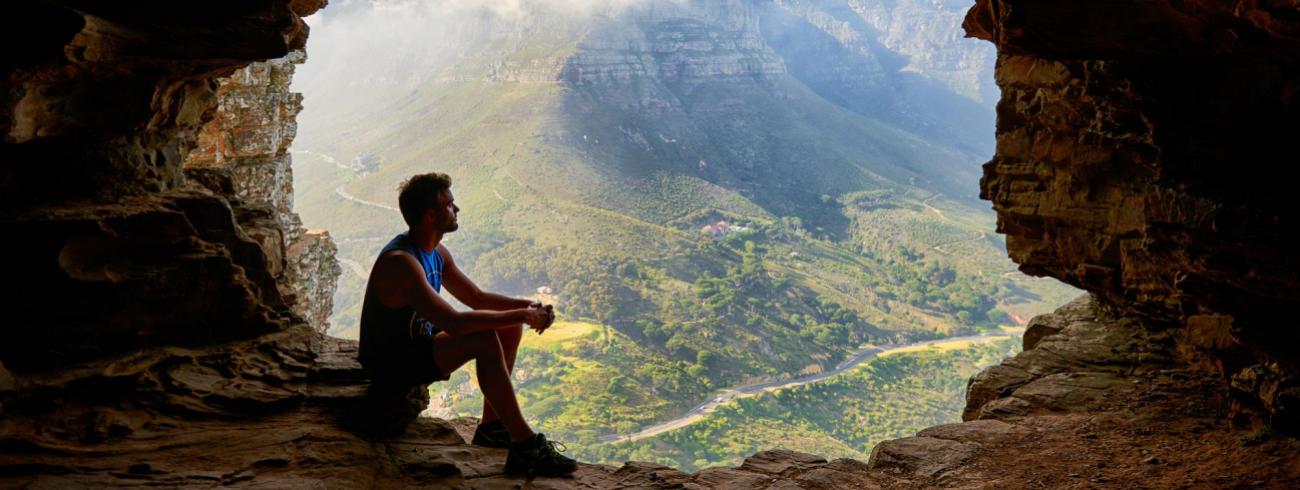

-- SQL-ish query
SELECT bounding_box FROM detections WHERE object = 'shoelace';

[530,438,566,455]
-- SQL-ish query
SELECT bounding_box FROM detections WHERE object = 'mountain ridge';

[290,0,1076,468]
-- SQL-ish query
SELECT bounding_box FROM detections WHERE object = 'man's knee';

[500,324,524,343]
[466,330,503,354]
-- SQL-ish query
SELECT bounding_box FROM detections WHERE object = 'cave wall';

[0,1,407,483]
[1,0,327,372]
[182,50,340,333]
[964,0,1300,431]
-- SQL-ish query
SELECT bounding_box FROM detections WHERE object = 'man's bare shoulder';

[371,250,423,282]
[435,243,454,262]
[368,250,427,307]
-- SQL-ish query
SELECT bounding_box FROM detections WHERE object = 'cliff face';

[965,0,1300,432]
[766,0,997,105]
[561,0,789,84]
[752,0,997,163]
[182,50,341,333]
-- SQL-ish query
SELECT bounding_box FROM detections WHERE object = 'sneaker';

[471,420,511,448]
[504,433,578,477]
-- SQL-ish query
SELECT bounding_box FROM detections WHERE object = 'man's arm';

[439,244,555,333]
[439,244,535,311]
[373,251,546,337]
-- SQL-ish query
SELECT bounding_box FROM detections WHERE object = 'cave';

[2,0,1298,487]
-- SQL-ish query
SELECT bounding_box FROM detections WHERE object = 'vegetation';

[577,338,1020,471]
[290,12,1078,471]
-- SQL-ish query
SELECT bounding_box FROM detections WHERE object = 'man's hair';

[398,172,452,228]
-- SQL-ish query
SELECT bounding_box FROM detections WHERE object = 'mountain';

[289,0,1076,464]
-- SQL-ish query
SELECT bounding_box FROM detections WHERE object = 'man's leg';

[479,324,524,425]
[432,329,534,441]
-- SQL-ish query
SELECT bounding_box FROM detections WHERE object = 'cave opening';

[280,0,1077,471]
[4,0,1299,486]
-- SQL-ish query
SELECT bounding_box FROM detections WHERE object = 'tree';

[696,349,715,367]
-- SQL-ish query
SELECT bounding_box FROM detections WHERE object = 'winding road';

[597,331,1019,444]
[309,151,1027,444]
[338,257,369,281]
[335,184,399,212]
[920,193,947,220]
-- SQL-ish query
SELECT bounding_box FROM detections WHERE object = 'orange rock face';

[966,0,1300,431]
[182,49,340,334]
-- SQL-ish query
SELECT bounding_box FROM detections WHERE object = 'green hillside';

[291,0,1076,469]
[581,337,1021,471]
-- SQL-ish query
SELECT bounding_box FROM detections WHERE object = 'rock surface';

[966,0,1300,431]
[183,50,341,333]
[866,296,1300,488]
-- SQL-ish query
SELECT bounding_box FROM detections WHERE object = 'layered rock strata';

[561,0,788,84]
[1,1,314,204]
[966,0,1300,432]
[182,50,341,333]
[768,0,997,105]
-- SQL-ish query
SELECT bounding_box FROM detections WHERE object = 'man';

[357,172,577,477]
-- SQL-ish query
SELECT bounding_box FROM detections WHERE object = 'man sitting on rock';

[357,172,577,477]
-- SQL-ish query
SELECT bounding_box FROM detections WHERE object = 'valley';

[290,0,1076,470]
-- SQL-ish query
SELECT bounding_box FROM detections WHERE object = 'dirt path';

[920,193,947,220]
[338,257,369,281]
[931,230,986,254]
[290,148,338,165]
[335,184,398,212]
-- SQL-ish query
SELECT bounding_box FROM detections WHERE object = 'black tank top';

[357,232,444,366]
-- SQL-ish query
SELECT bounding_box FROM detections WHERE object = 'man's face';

[429,189,459,233]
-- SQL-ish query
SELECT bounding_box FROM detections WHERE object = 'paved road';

[597,331,1019,444]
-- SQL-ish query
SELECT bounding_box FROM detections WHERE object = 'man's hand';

[528,301,556,334]
[523,305,550,331]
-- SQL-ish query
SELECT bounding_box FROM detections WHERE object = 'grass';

[877,338,984,357]
[523,320,600,350]
[579,338,1021,471]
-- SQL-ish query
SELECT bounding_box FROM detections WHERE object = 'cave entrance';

[272,0,1077,471]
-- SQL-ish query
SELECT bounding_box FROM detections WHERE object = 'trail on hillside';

[335,185,399,212]
[339,257,369,280]
[930,230,986,254]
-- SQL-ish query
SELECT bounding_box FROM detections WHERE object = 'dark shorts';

[362,335,451,386]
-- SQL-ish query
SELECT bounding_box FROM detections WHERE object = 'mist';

[293,0,672,147]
